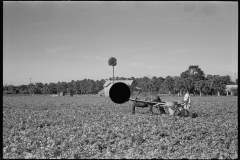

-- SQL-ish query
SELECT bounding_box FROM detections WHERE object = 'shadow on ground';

[140,112,199,118]
[190,113,198,118]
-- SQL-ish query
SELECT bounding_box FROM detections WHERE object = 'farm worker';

[183,90,191,111]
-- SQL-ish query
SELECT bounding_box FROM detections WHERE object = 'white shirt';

[184,93,191,104]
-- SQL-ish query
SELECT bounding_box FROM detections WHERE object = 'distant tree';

[72,81,79,94]
[4,85,12,94]
[18,85,28,94]
[88,81,96,94]
[100,79,106,84]
[229,81,236,85]
[140,76,156,93]
[66,82,74,96]
[48,83,58,94]
[205,74,213,80]
[67,82,73,94]
[61,82,68,94]
[35,82,43,94]
[131,77,136,81]
[180,65,205,92]
[205,79,215,95]
[173,77,185,96]
[236,79,238,85]
[16,84,29,94]
[156,77,165,93]
[7,85,16,94]
[117,77,126,80]
[57,81,63,93]
[78,80,83,94]
[212,77,226,96]
[204,75,227,96]
[231,88,238,96]
[3,85,8,94]
[182,78,193,93]
[42,83,50,94]
[188,65,205,79]
[95,80,104,93]
[15,89,19,94]
[194,80,205,96]
[180,71,189,79]
[80,79,89,94]
[212,75,220,79]
[163,76,174,95]
[220,75,231,85]
[150,76,158,93]
[202,85,210,95]
[108,57,117,84]
[28,83,34,94]
[30,85,37,94]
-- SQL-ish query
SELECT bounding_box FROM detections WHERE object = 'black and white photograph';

[3,1,238,159]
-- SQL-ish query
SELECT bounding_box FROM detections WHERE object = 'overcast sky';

[3,1,238,85]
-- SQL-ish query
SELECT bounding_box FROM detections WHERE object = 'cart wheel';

[174,108,179,116]
[180,109,189,117]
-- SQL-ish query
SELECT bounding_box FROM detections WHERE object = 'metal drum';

[165,101,177,115]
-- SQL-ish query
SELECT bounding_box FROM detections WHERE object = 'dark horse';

[129,91,166,115]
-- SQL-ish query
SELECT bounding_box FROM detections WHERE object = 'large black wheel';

[180,109,189,117]
[159,107,166,114]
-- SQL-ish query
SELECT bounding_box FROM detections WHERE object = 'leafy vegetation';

[231,88,238,96]
[3,95,238,159]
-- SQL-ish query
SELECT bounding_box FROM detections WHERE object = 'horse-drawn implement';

[129,96,189,117]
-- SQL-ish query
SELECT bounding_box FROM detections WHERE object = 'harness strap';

[134,96,137,103]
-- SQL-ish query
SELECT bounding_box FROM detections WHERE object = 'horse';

[129,91,166,115]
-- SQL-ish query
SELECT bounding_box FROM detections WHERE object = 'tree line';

[131,65,237,96]
[3,65,238,96]
[3,79,106,95]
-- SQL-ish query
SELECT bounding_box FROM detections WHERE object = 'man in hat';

[183,90,191,111]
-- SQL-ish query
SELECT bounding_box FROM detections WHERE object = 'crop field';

[3,95,238,159]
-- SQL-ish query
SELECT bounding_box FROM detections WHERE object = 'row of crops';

[3,95,238,159]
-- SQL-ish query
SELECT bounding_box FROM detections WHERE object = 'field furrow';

[3,95,238,159]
